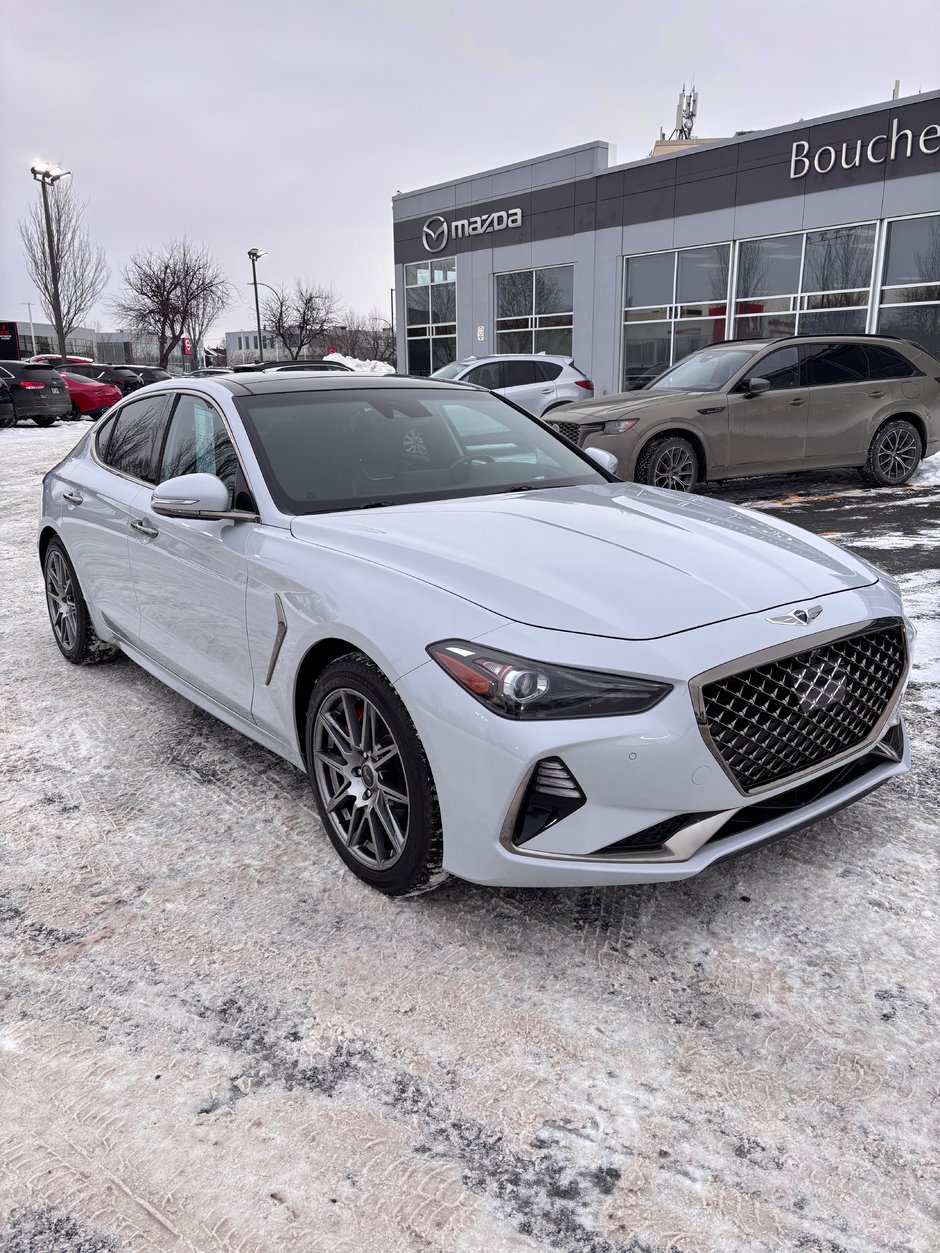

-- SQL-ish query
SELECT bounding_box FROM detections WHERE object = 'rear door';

[725,346,808,473]
[498,359,551,415]
[802,341,875,469]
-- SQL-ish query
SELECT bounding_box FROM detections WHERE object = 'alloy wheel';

[876,426,919,483]
[652,445,696,491]
[45,550,78,651]
[312,687,410,871]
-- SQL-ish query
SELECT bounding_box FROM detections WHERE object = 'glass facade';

[496,264,574,355]
[622,245,730,387]
[876,213,940,359]
[405,256,456,375]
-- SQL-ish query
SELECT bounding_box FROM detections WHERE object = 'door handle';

[62,490,84,505]
[868,390,885,398]
[540,387,553,394]
[788,398,806,406]
[130,518,159,538]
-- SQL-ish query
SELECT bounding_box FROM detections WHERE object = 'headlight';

[427,640,672,720]
[604,418,639,434]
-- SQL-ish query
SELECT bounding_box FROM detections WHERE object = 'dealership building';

[392,90,940,393]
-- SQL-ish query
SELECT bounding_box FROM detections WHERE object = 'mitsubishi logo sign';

[421,207,523,253]
[422,215,449,253]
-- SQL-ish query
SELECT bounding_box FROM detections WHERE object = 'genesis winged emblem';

[767,605,823,626]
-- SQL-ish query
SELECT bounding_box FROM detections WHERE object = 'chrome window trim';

[688,617,910,798]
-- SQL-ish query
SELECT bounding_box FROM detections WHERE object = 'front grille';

[549,420,603,447]
[698,621,907,793]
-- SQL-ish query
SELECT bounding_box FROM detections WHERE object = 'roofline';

[394,88,940,199]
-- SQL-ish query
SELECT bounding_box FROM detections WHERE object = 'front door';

[127,392,255,718]
[725,345,808,474]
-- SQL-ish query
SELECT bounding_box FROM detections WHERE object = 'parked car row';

[0,358,173,427]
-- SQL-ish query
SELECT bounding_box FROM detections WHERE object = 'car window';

[502,360,538,388]
[750,346,803,390]
[864,345,919,380]
[102,393,167,482]
[650,347,759,392]
[803,342,869,386]
[463,363,500,389]
[534,361,563,382]
[159,394,239,504]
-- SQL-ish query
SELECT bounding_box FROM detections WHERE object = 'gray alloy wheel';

[43,539,118,665]
[859,418,921,487]
[635,435,699,492]
[306,654,446,895]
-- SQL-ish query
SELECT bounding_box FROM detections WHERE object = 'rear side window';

[102,393,167,481]
[535,361,563,382]
[501,360,539,388]
[803,342,869,386]
[864,345,919,380]
[159,394,239,504]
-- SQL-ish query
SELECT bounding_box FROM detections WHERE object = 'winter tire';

[31,416,55,427]
[306,653,446,896]
[43,538,119,665]
[635,435,699,492]
[858,418,921,487]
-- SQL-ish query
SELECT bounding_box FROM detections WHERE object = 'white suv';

[431,355,594,417]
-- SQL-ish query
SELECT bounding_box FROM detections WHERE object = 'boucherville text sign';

[790,116,939,178]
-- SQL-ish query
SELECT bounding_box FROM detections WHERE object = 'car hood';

[554,389,712,422]
[288,484,877,640]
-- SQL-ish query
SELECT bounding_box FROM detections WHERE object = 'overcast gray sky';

[2,0,938,343]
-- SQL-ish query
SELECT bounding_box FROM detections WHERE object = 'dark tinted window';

[803,342,869,386]
[864,345,918,379]
[535,361,563,381]
[751,346,802,390]
[463,362,500,389]
[502,360,539,388]
[103,393,166,481]
[159,394,239,504]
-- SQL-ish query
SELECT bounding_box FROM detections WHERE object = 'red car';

[58,371,122,420]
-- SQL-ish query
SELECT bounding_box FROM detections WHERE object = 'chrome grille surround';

[690,618,909,796]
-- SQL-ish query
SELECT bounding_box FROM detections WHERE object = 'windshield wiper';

[352,500,398,509]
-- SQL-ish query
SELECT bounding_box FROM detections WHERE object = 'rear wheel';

[635,435,699,492]
[306,654,446,896]
[43,539,118,665]
[69,402,82,421]
[31,415,55,427]
[858,419,921,486]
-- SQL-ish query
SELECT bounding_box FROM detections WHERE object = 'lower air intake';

[512,757,586,846]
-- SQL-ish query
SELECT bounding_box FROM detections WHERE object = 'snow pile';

[912,453,940,488]
[323,353,394,375]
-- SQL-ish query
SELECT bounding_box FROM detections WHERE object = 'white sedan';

[39,372,912,895]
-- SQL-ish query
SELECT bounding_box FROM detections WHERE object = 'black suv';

[0,361,71,426]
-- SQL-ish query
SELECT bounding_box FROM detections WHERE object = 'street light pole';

[247,248,267,363]
[22,302,38,358]
[30,162,71,365]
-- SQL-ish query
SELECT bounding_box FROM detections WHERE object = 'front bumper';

[396,584,912,887]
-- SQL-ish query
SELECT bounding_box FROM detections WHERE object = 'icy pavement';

[0,427,938,1252]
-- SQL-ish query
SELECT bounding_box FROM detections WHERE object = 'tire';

[43,538,119,665]
[31,416,56,427]
[305,653,446,896]
[858,418,922,487]
[69,402,82,421]
[635,435,699,492]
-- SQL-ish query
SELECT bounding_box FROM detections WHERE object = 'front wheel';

[43,539,119,665]
[858,419,921,486]
[305,654,446,896]
[635,435,699,492]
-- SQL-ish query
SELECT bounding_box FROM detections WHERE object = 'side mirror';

[152,473,235,519]
[745,376,771,397]
[585,446,619,475]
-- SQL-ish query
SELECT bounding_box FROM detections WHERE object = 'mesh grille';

[699,622,906,793]
[549,420,603,446]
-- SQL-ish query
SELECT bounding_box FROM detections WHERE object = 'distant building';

[7,320,192,369]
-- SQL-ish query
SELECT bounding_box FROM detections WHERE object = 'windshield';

[648,346,760,392]
[235,387,606,515]
[430,362,467,380]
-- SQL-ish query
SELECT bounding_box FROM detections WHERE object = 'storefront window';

[405,256,456,375]
[621,244,730,388]
[496,265,574,356]
[877,214,940,359]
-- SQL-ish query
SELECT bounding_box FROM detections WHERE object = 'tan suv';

[547,335,940,491]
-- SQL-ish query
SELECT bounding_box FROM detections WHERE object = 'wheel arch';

[871,411,928,456]
[631,426,710,481]
[292,636,369,766]
[38,524,60,569]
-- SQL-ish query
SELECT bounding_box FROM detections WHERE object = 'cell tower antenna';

[669,84,698,141]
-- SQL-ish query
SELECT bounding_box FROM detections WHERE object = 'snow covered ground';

[0,426,938,1252]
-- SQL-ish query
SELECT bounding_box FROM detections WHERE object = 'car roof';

[453,354,573,365]
[204,372,477,396]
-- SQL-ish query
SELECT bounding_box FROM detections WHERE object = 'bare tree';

[113,238,229,369]
[262,281,341,360]
[185,282,232,368]
[19,181,109,350]
[333,310,396,365]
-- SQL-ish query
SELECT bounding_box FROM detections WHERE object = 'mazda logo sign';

[422,215,449,253]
